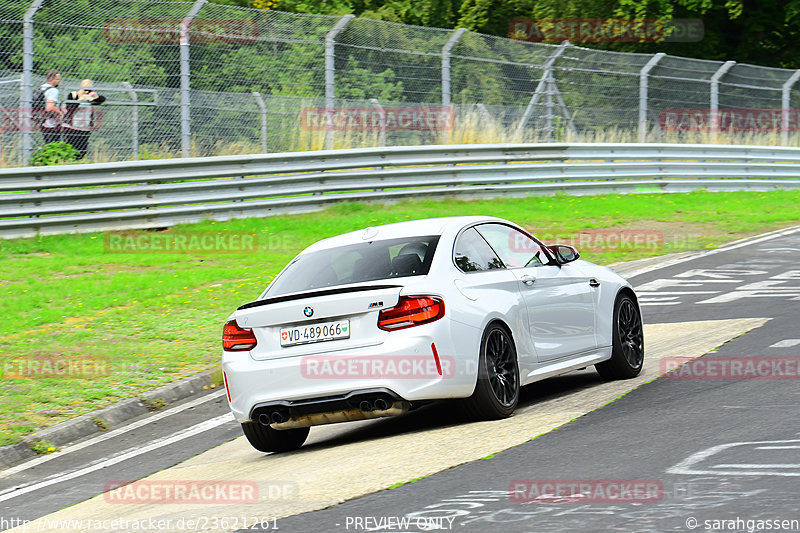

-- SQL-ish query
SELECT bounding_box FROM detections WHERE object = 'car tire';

[462,323,520,420]
[595,293,644,380]
[240,422,309,453]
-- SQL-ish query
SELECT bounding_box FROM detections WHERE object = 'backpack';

[31,84,51,121]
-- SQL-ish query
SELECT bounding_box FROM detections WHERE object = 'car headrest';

[396,242,428,261]
[391,253,423,277]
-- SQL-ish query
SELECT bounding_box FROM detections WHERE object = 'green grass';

[1,190,799,446]
[388,476,425,489]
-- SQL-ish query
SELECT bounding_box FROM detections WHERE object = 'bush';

[31,142,81,166]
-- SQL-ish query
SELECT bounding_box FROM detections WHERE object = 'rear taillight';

[378,296,444,331]
[222,319,257,351]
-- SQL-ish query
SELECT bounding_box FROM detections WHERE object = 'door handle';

[521,275,536,286]
[589,278,600,287]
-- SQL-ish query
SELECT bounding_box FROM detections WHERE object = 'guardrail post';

[781,70,800,146]
[638,52,665,143]
[519,41,569,138]
[252,91,268,153]
[179,0,207,158]
[441,28,467,107]
[20,0,44,165]
[710,60,735,138]
[121,82,139,160]
[325,14,355,150]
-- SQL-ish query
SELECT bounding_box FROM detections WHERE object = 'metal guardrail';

[3,142,800,239]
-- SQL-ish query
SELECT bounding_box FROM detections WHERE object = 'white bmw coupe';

[222,216,644,452]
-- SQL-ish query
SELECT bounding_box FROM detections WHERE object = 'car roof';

[301,215,509,254]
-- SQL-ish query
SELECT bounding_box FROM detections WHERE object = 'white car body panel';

[511,263,598,361]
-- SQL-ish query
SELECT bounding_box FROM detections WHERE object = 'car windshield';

[265,235,440,297]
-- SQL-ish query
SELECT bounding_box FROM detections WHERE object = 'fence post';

[441,28,466,107]
[324,14,355,150]
[20,0,45,165]
[519,41,569,136]
[369,98,385,146]
[121,82,139,160]
[252,91,268,153]
[179,0,207,158]
[781,70,800,146]
[638,52,665,143]
[710,60,735,138]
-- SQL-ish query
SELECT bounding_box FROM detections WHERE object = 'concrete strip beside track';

[11,317,768,533]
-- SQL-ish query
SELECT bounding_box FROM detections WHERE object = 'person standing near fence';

[63,79,106,158]
[38,69,63,144]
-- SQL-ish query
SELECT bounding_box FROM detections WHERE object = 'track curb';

[0,368,219,469]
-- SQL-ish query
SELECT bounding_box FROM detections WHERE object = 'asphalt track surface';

[1,226,798,532]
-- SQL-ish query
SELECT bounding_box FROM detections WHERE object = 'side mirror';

[549,244,580,265]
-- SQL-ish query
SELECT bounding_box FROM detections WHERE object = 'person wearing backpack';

[63,79,106,158]
[35,69,64,145]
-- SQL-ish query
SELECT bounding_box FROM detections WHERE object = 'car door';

[474,223,598,362]
[451,227,538,372]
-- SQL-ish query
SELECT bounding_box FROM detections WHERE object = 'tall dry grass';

[5,108,800,168]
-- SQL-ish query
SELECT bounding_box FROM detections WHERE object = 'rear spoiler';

[237,284,403,311]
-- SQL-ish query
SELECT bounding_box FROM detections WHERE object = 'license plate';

[280,320,350,347]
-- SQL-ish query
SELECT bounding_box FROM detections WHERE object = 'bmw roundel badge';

[303,306,314,317]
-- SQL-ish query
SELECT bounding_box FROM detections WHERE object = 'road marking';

[0,389,227,479]
[770,339,800,348]
[713,464,800,469]
[675,269,767,279]
[698,290,800,304]
[636,279,738,291]
[635,291,720,295]
[0,412,234,503]
[667,439,800,477]
[756,446,800,450]
[771,270,800,279]
[738,280,800,290]
[761,247,800,253]
[722,405,799,409]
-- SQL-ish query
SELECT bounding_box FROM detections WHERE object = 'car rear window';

[265,236,440,296]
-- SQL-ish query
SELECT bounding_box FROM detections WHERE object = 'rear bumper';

[222,320,479,423]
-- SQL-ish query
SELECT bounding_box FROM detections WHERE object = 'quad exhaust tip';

[258,411,288,425]
[373,398,389,410]
[252,389,409,429]
[358,397,389,412]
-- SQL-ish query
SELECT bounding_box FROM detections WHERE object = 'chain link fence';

[1,0,800,166]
